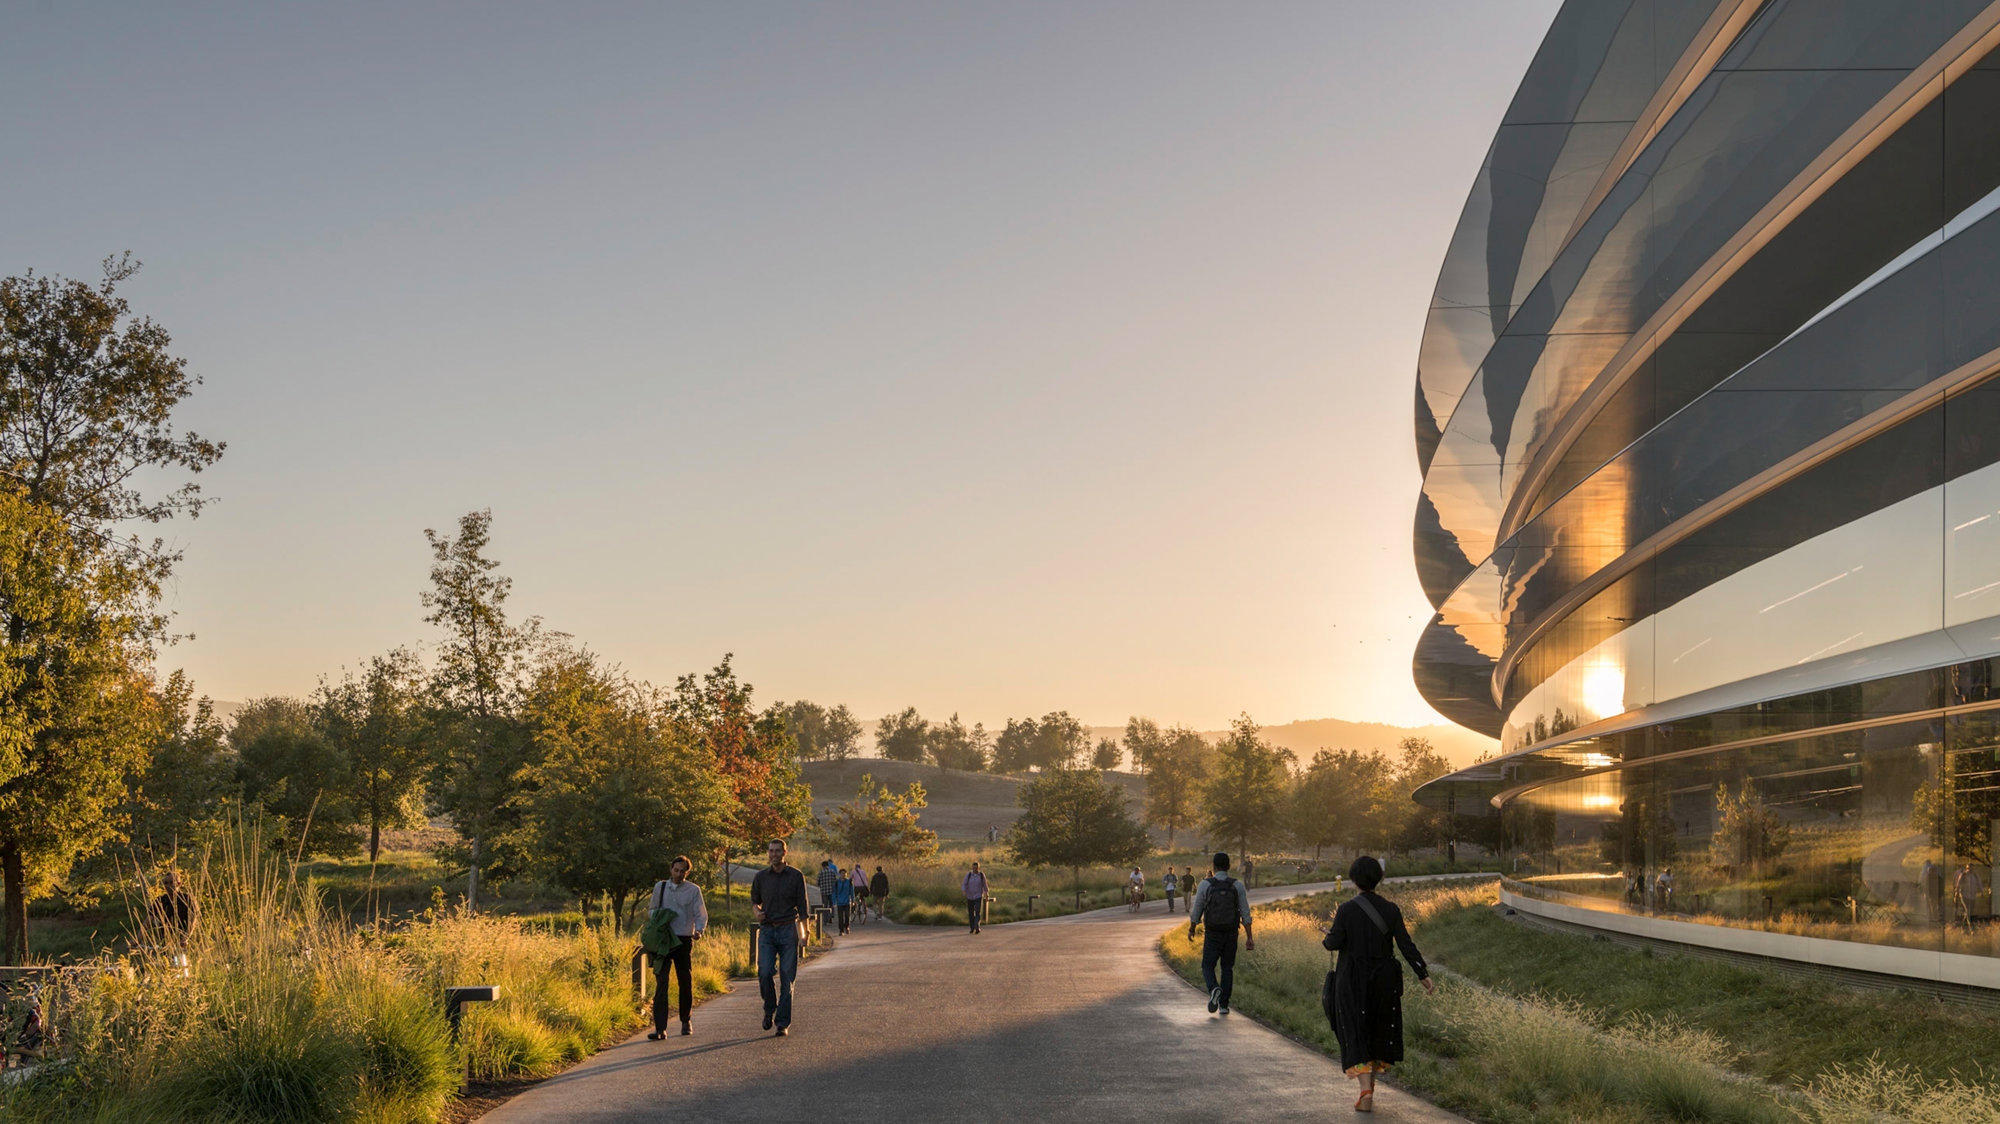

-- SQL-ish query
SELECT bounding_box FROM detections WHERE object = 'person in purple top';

[962,860,990,934]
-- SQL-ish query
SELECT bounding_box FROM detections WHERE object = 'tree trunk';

[467,831,482,912]
[369,818,381,864]
[2,840,27,965]
[612,891,628,929]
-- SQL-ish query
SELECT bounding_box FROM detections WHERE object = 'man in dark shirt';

[750,838,808,1036]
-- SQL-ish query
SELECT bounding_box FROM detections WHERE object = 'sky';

[1,2,1559,734]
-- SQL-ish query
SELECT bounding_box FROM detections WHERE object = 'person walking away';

[150,869,200,969]
[644,855,708,1039]
[1922,858,1944,924]
[1186,852,1254,1014]
[816,859,840,934]
[752,839,808,1036]
[1323,855,1432,1114]
[870,866,890,920]
[832,867,855,934]
[1243,857,1256,889]
[1957,863,1987,932]
[963,861,990,934]
[1163,868,1179,913]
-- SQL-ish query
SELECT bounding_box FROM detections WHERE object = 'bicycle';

[1126,883,1146,912]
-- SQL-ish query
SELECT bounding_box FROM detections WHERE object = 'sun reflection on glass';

[1581,663,1626,720]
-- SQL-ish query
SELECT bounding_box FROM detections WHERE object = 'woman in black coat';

[1322,855,1432,1113]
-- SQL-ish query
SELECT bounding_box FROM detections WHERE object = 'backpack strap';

[1352,893,1390,936]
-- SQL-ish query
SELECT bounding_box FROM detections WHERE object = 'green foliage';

[1135,720,1209,849]
[823,773,939,860]
[232,697,362,860]
[1711,778,1790,875]
[926,712,989,771]
[1200,715,1292,855]
[316,649,429,863]
[874,706,929,763]
[1291,747,1388,857]
[514,644,732,922]
[779,699,863,762]
[992,711,1090,773]
[669,654,811,854]
[1091,736,1122,771]
[1598,795,1681,870]
[122,673,233,867]
[421,509,537,909]
[1004,765,1150,884]
[1914,748,1998,864]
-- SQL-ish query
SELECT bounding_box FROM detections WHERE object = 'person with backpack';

[869,865,890,919]
[643,855,708,1040]
[832,866,855,934]
[1322,855,1431,1114]
[963,860,990,933]
[1185,852,1254,1014]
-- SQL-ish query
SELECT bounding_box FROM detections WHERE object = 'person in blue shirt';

[832,866,856,933]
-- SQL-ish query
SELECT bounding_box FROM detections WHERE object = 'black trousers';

[836,903,851,932]
[652,940,694,1032]
[966,898,982,932]
[1201,927,1239,1006]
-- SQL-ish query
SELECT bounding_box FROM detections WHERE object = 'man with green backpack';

[643,855,708,1040]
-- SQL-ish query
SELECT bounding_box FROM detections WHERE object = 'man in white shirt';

[646,855,708,1039]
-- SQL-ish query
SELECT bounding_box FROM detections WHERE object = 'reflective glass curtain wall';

[1411,0,2000,966]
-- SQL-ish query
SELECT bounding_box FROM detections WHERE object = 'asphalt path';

[482,880,1467,1123]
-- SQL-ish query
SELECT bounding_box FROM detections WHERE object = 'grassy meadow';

[1160,880,2000,1124]
[0,833,759,1124]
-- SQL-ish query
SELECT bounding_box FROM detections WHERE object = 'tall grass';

[0,826,683,1123]
[1160,881,2000,1124]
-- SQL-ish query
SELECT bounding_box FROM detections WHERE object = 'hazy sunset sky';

[3,3,1558,734]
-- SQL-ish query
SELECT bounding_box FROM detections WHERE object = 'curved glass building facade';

[1413,0,2000,980]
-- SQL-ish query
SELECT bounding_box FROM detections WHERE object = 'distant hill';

[1086,718,1494,769]
[801,758,1151,843]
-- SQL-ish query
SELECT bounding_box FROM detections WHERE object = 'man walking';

[1186,852,1254,1015]
[752,839,808,1036]
[644,855,707,1040]
[816,858,840,934]
[1181,867,1196,914]
[869,865,890,920]
[963,860,990,934]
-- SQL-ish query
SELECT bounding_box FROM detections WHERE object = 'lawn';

[1160,879,2000,1124]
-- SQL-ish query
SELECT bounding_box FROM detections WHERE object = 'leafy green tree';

[927,713,989,771]
[0,256,223,962]
[1092,737,1122,771]
[1914,750,1999,865]
[1711,778,1789,874]
[122,672,233,866]
[669,655,811,877]
[824,773,939,861]
[1201,715,1293,857]
[421,509,536,911]
[317,649,429,863]
[233,697,361,859]
[516,645,731,924]
[1290,748,1384,859]
[1005,765,1150,887]
[1389,737,1454,854]
[1141,723,1210,849]
[992,711,1090,773]
[874,706,930,763]
[780,700,864,763]
[1124,717,1166,772]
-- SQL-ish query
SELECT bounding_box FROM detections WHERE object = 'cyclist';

[1127,866,1146,910]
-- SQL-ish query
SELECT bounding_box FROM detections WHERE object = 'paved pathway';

[483,881,1466,1123]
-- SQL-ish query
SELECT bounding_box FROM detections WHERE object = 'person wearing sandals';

[1322,855,1431,1113]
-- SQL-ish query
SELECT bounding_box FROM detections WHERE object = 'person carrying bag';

[1321,856,1431,1114]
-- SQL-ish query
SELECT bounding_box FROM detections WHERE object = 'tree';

[1092,737,1122,771]
[1124,717,1166,772]
[823,773,939,861]
[1914,751,1998,865]
[1201,715,1293,857]
[122,672,232,866]
[1142,724,1210,849]
[233,697,361,859]
[992,711,1090,773]
[875,706,930,763]
[516,645,730,924]
[1005,765,1150,887]
[1710,779,1789,875]
[1290,748,1385,859]
[317,649,429,863]
[927,713,989,772]
[421,509,536,911]
[669,655,812,877]
[0,256,223,963]
[1598,796,1679,870]
[781,700,864,762]
[1388,738,1454,855]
